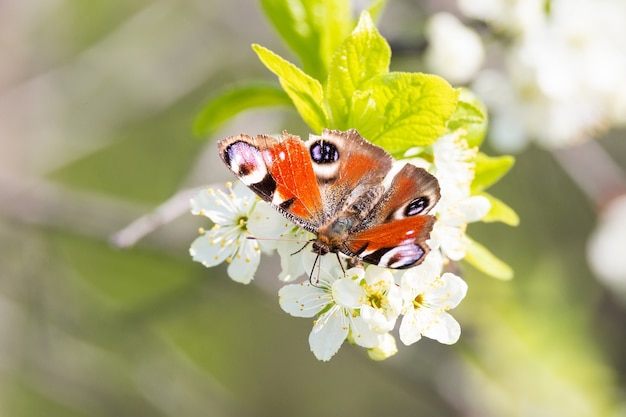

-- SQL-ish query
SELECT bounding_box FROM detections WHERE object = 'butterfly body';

[218,129,440,269]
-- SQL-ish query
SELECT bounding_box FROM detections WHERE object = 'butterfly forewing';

[308,130,392,188]
[218,133,324,230]
[261,134,325,222]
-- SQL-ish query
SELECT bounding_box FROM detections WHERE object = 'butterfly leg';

[308,253,322,287]
[335,253,346,276]
[290,238,314,256]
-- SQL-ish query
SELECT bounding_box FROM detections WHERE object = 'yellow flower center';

[412,293,425,310]
[368,292,384,309]
[236,216,248,232]
[362,280,387,310]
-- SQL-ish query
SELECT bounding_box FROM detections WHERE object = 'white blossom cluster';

[425,0,626,151]
[190,131,488,361]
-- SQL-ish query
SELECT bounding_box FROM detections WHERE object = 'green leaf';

[259,0,352,81]
[350,72,458,155]
[252,44,328,132]
[464,236,514,280]
[193,82,292,137]
[479,192,520,226]
[326,11,391,129]
[447,88,488,147]
[472,153,515,193]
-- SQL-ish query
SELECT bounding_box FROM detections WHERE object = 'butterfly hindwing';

[344,163,441,268]
[364,163,440,226]
[346,215,436,269]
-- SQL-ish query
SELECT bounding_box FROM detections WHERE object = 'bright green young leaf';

[252,44,328,132]
[464,236,514,280]
[448,88,488,147]
[479,192,520,226]
[326,11,391,129]
[259,0,352,81]
[472,153,515,193]
[193,82,292,137]
[350,72,458,155]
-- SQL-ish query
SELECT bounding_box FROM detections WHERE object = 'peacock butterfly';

[218,129,440,270]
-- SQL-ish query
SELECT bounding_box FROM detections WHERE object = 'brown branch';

[552,140,626,210]
[0,171,212,250]
[109,187,205,248]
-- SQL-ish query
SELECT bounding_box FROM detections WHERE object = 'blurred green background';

[1,1,625,416]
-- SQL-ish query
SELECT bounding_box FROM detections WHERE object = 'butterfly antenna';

[247,236,312,247]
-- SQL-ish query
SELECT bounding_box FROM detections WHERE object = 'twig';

[0,171,213,250]
[0,172,146,239]
[110,187,205,248]
[552,140,626,210]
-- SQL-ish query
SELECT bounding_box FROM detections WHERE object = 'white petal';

[342,266,365,285]
[385,285,404,317]
[434,222,467,261]
[363,265,394,286]
[315,261,345,286]
[309,307,348,361]
[226,240,261,284]
[277,247,306,282]
[276,230,316,282]
[459,195,492,222]
[349,315,381,348]
[332,278,365,309]
[231,181,255,196]
[400,250,444,291]
[189,234,234,267]
[429,273,468,309]
[425,13,484,84]
[422,312,461,344]
[399,311,423,346]
[190,189,236,224]
[190,189,218,213]
[247,201,291,253]
[279,283,327,318]
[367,333,398,361]
[360,305,396,333]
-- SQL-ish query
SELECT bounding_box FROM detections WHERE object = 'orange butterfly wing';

[346,216,436,269]
[345,163,440,268]
[219,132,324,230]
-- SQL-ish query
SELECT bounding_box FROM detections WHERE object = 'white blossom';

[461,0,626,150]
[189,182,283,284]
[587,194,626,304]
[424,12,485,84]
[279,266,393,361]
[399,264,468,345]
[430,132,491,260]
